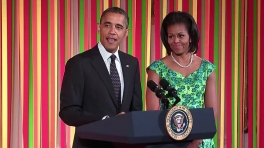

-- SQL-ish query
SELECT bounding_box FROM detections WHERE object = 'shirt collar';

[98,42,120,63]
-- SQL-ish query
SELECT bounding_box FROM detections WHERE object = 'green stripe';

[96,1,101,42]
[141,0,146,110]
[112,0,115,7]
[29,0,34,147]
[253,0,257,147]
[201,0,205,58]
[231,0,235,147]
[213,0,219,147]
[127,0,133,55]
[79,0,84,52]
[237,1,241,147]
[189,0,193,15]
[174,0,177,11]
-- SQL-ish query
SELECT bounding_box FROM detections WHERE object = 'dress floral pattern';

[148,59,216,148]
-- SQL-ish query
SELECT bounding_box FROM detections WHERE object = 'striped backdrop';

[0,0,262,148]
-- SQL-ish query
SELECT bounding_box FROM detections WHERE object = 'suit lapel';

[90,46,117,107]
[119,51,130,110]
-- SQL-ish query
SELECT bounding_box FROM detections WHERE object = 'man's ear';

[125,28,130,38]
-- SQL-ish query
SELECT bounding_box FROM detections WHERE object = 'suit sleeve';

[59,57,102,126]
[129,59,143,111]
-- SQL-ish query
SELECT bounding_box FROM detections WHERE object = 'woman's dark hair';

[160,11,200,55]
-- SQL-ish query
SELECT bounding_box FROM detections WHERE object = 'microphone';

[147,80,169,109]
[159,79,181,105]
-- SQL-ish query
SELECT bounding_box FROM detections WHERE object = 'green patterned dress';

[148,59,216,148]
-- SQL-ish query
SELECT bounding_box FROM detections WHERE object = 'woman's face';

[167,23,191,55]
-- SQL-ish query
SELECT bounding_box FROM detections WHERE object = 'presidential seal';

[165,105,193,140]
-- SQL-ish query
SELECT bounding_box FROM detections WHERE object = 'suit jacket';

[59,45,143,148]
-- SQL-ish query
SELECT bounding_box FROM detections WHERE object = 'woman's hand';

[187,140,202,148]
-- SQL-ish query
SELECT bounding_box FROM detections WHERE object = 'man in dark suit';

[59,7,142,148]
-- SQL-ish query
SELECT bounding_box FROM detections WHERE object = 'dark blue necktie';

[109,54,121,112]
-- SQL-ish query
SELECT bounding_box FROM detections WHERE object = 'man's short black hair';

[160,11,200,55]
[100,7,129,28]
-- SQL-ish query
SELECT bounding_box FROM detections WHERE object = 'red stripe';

[239,0,245,147]
[225,0,232,147]
[7,0,12,147]
[209,0,214,63]
[41,0,49,147]
[154,0,160,60]
[84,0,88,50]
[109,0,112,7]
[135,0,142,71]
[247,0,254,147]
[182,0,188,12]
[169,0,174,12]
[91,0,97,46]
[23,0,30,147]
[50,0,55,147]
[259,1,264,146]
[59,0,66,147]
[196,0,202,57]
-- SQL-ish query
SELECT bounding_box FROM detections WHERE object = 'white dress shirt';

[98,42,124,103]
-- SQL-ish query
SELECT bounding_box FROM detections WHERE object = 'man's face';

[98,12,129,53]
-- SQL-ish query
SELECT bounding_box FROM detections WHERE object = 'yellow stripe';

[116,0,120,7]
[1,0,8,148]
[234,0,238,147]
[19,0,24,147]
[220,0,226,147]
[178,0,182,11]
[257,0,260,147]
[192,0,197,22]
[103,0,108,11]
[54,0,58,146]
[162,0,167,58]
[145,0,151,110]
[37,0,41,147]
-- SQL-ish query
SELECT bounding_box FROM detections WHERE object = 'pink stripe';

[125,0,128,53]
[23,0,30,147]
[67,0,71,59]
[247,0,254,147]
[59,0,66,147]
[154,0,160,60]
[91,0,97,46]
[209,0,214,63]
[32,0,38,147]
[135,0,142,71]
[132,0,135,56]
[7,0,12,147]
[196,0,202,57]
[50,0,55,147]
[204,1,209,60]
[225,0,232,147]
[41,0,49,147]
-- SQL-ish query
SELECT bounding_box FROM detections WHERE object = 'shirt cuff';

[102,115,109,120]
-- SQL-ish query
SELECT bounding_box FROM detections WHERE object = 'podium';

[76,108,216,148]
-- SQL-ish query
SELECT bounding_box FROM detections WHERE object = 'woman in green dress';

[146,11,217,148]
